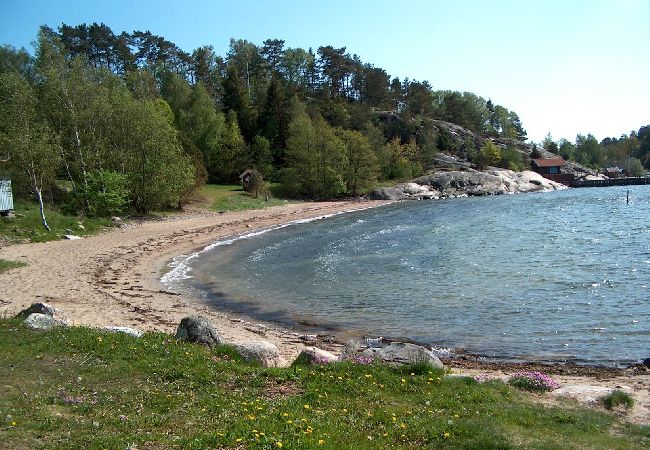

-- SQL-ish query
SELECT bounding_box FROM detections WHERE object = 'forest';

[1,23,649,217]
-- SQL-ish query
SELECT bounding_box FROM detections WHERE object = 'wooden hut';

[531,158,574,184]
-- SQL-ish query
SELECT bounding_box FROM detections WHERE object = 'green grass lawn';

[200,184,292,212]
[0,319,647,449]
[0,200,114,244]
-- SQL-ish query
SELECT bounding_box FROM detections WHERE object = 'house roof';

[532,158,565,168]
[239,169,254,179]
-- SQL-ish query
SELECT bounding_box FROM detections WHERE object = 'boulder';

[24,313,68,330]
[551,385,632,406]
[102,326,143,338]
[341,339,444,369]
[643,358,650,368]
[295,347,338,365]
[359,342,444,369]
[175,315,223,346]
[235,341,284,367]
[17,302,70,325]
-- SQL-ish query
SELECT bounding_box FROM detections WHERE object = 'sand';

[0,199,648,425]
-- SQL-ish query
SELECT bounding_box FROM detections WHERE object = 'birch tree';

[0,73,60,229]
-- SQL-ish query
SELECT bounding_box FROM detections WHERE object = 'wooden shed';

[0,179,14,216]
[531,158,574,185]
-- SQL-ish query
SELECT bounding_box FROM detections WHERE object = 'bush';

[79,171,129,217]
[475,140,501,169]
[601,390,634,410]
[508,371,560,392]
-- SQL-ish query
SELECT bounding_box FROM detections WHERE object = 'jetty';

[571,177,650,188]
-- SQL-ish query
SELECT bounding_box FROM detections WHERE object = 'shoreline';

[1,198,648,424]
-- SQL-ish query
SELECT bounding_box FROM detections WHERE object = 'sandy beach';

[0,199,648,424]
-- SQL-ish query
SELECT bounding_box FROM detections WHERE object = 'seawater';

[167,186,650,366]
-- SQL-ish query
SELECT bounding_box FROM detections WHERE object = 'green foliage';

[77,171,129,217]
[379,138,422,181]
[124,99,195,213]
[0,320,648,449]
[575,134,606,169]
[284,104,347,198]
[602,390,635,410]
[337,128,378,196]
[250,135,273,176]
[0,259,27,274]
[627,157,645,177]
[8,21,648,209]
[499,145,524,171]
[476,140,501,169]
[0,72,60,197]
[558,139,575,161]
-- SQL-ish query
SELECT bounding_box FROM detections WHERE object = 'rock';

[370,169,567,201]
[235,341,284,367]
[63,234,82,240]
[175,315,223,346]
[111,216,123,223]
[643,358,650,368]
[342,339,444,369]
[295,347,338,365]
[17,302,70,325]
[24,313,68,330]
[368,186,403,200]
[77,224,86,231]
[358,342,444,369]
[102,326,143,338]
[551,385,632,406]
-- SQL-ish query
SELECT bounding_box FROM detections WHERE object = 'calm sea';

[165,186,650,366]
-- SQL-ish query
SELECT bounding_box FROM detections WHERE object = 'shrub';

[601,390,634,410]
[78,171,129,217]
[508,371,560,392]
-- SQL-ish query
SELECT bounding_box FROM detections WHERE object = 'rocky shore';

[370,169,566,200]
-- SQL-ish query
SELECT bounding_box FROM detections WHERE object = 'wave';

[160,204,379,286]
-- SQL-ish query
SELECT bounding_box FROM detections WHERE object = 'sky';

[1,0,648,143]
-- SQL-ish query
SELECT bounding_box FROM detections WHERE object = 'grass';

[200,184,292,212]
[602,390,635,410]
[0,200,115,244]
[0,319,647,449]
[0,259,27,274]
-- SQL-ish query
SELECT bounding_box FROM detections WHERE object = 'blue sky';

[1,0,648,143]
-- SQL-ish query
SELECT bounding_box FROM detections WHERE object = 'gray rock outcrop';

[17,302,71,325]
[343,340,444,369]
[103,326,143,338]
[235,341,284,367]
[295,346,339,365]
[370,170,566,200]
[175,315,223,346]
[24,313,68,330]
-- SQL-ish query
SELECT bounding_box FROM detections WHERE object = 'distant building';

[0,179,14,216]
[604,167,622,178]
[531,158,574,185]
[239,169,260,191]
